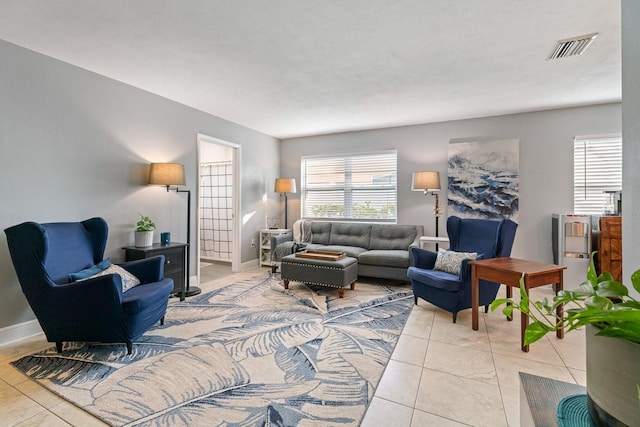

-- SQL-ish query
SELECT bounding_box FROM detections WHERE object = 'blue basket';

[557,394,597,427]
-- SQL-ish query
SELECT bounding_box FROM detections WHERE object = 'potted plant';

[134,214,156,247]
[491,253,640,426]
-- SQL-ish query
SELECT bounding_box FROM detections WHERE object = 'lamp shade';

[275,178,297,193]
[149,163,186,186]
[412,171,440,192]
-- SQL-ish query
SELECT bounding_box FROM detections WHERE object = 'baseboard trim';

[0,319,44,347]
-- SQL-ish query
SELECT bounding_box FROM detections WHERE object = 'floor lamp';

[275,178,296,229]
[412,171,442,249]
[149,162,201,297]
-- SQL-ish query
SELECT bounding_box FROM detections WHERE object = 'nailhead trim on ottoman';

[280,254,358,298]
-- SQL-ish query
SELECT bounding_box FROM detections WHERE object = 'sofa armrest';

[271,232,293,249]
[118,256,165,283]
[410,247,438,269]
[55,274,124,306]
[459,254,486,284]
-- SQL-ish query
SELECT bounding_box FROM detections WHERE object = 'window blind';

[301,150,397,222]
[573,135,622,214]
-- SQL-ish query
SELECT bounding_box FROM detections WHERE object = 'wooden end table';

[470,257,567,352]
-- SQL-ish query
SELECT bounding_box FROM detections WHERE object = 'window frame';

[573,134,622,215]
[300,150,398,223]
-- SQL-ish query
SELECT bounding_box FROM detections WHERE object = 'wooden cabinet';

[597,216,622,282]
[123,242,187,300]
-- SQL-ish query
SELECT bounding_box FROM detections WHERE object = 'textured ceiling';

[0,0,621,139]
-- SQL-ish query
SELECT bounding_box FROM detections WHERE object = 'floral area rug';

[11,274,414,426]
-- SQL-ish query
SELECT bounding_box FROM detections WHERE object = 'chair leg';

[484,305,489,313]
[55,342,62,353]
[452,312,457,323]
[160,316,165,325]
[126,342,133,355]
[414,296,418,305]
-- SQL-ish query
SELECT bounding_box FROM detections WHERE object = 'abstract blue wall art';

[447,138,519,220]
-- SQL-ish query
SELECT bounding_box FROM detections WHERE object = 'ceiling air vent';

[548,32,598,60]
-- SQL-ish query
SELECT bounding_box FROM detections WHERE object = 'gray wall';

[281,103,622,264]
[622,0,640,286]
[0,39,279,329]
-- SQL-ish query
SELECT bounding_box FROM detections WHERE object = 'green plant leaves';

[523,322,553,345]
[136,214,156,232]
[632,269,640,295]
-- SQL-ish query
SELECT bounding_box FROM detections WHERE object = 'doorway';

[196,134,241,284]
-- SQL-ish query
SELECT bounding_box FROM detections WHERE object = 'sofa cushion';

[310,222,332,245]
[302,243,324,251]
[358,250,410,268]
[369,225,418,250]
[407,267,462,292]
[318,245,368,259]
[433,250,477,275]
[69,258,112,281]
[122,278,174,315]
[329,223,372,248]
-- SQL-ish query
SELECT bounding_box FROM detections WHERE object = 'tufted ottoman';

[280,253,358,298]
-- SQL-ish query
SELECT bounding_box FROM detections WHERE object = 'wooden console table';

[470,257,566,352]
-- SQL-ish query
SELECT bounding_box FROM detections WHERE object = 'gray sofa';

[271,221,424,282]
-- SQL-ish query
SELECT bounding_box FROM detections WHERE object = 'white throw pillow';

[80,264,141,292]
[433,250,478,275]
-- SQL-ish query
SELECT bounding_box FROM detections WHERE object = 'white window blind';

[573,135,622,214]
[301,150,397,222]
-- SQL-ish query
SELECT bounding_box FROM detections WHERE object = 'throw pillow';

[79,264,141,292]
[69,258,112,281]
[433,250,478,275]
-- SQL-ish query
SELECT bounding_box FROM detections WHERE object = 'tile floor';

[0,269,585,426]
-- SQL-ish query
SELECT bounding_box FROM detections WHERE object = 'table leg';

[556,274,564,339]
[350,281,355,290]
[472,264,479,331]
[338,288,344,298]
[283,279,289,290]
[521,277,530,352]
[506,285,513,322]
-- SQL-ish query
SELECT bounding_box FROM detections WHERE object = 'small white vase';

[134,231,154,247]
[586,324,640,426]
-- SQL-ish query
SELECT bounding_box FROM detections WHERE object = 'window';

[573,135,622,214]
[301,150,397,222]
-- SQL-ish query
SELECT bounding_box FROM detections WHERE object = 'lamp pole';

[434,192,439,237]
[149,163,201,298]
[433,192,440,250]
[170,187,201,297]
[283,192,289,229]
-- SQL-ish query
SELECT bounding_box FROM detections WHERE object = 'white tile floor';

[0,269,585,426]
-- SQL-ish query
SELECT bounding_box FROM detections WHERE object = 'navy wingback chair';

[4,217,174,354]
[407,216,518,323]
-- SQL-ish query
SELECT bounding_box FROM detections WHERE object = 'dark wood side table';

[123,242,188,301]
[470,257,566,352]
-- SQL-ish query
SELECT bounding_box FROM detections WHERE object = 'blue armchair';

[4,217,174,354]
[407,216,518,323]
